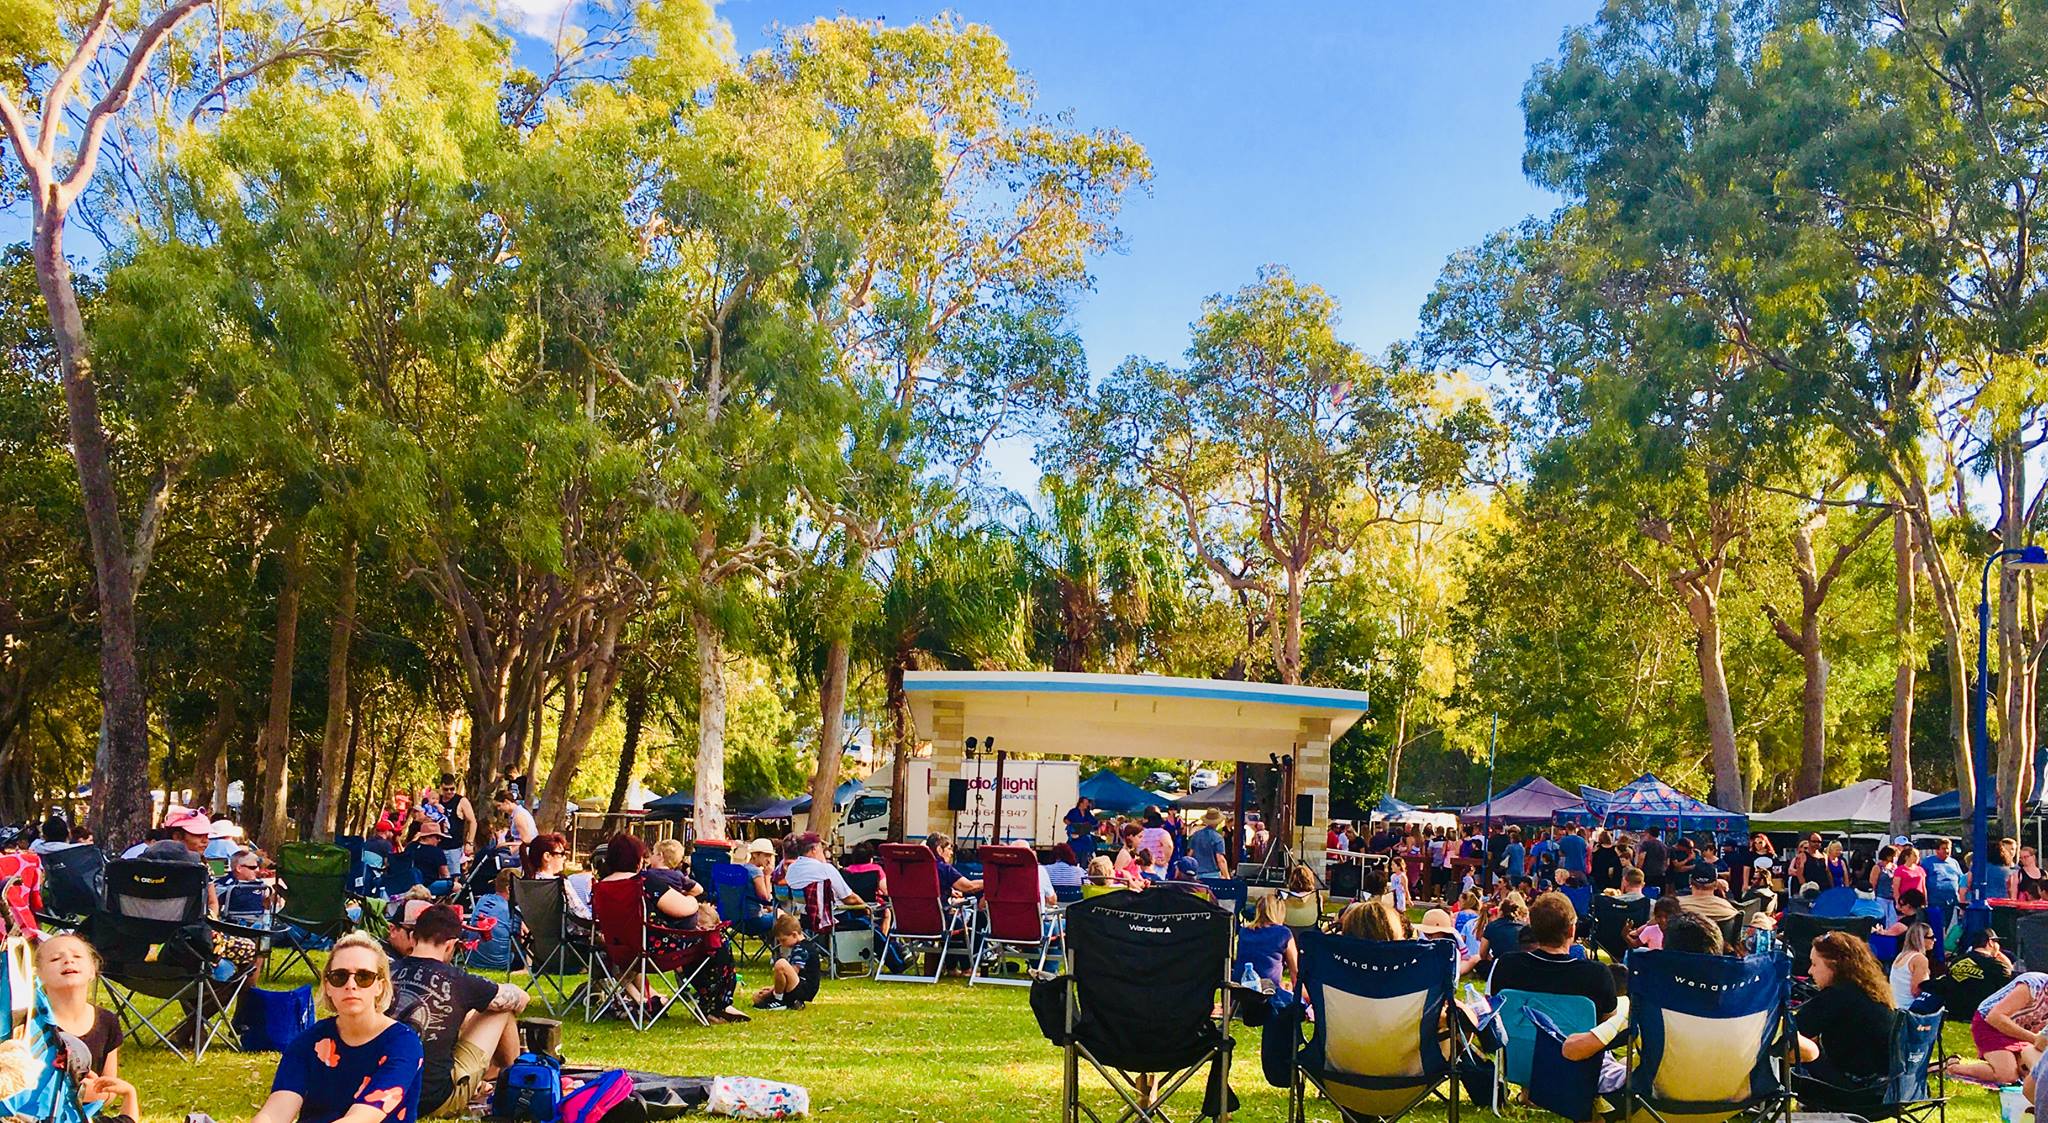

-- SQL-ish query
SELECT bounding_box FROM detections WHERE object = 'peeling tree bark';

[256,529,306,851]
[313,535,356,839]
[1891,510,1918,835]
[807,637,851,841]
[692,610,729,842]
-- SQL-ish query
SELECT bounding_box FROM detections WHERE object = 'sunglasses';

[324,967,381,989]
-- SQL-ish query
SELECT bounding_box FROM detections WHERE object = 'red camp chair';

[589,877,720,1027]
[971,844,1058,986]
[873,843,971,984]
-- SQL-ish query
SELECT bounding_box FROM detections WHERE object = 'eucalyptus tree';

[728,16,1148,841]
[1085,268,1471,689]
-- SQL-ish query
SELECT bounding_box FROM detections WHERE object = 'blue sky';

[708,2,1603,487]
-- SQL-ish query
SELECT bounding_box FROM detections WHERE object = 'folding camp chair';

[0,851,43,936]
[587,877,716,1028]
[1274,931,1463,1123]
[874,843,973,983]
[1200,878,1248,920]
[511,876,593,1017]
[1623,948,1793,1123]
[974,844,1059,986]
[1811,887,1859,918]
[2013,913,2048,973]
[1592,895,1650,963]
[1489,989,1598,1113]
[35,845,104,929]
[1780,913,1876,979]
[710,863,774,964]
[270,841,354,981]
[798,878,873,980]
[1559,884,1594,937]
[1789,1005,1946,1123]
[90,858,258,1062]
[1046,888,1237,1123]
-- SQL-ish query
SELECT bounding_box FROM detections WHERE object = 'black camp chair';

[270,842,354,981]
[1036,888,1238,1123]
[511,876,592,1017]
[1780,912,1877,979]
[1591,894,1650,962]
[1791,1006,1946,1123]
[89,858,258,1062]
[2013,913,2048,973]
[36,844,107,928]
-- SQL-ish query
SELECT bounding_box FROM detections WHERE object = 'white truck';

[815,758,1081,851]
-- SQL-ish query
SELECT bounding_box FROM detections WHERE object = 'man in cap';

[406,816,455,895]
[1677,865,1739,923]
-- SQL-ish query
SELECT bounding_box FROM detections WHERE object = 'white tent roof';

[904,671,1370,762]
[1751,779,1935,828]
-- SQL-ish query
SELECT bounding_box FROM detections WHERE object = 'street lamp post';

[1968,544,2048,939]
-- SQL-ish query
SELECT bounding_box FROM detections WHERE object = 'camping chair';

[2013,913,2048,973]
[1779,913,1876,979]
[1592,895,1650,962]
[587,877,713,1028]
[1560,884,1594,937]
[1044,888,1237,1123]
[1810,887,1859,917]
[1272,931,1462,1123]
[89,858,257,1062]
[1622,948,1793,1123]
[0,852,42,936]
[797,878,869,980]
[1789,1006,1945,1123]
[710,863,774,963]
[1488,989,1598,1113]
[973,844,1059,986]
[874,843,972,983]
[35,845,104,929]
[270,841,354,982]
[510,876,593,1017]
[1200,878,1248,920]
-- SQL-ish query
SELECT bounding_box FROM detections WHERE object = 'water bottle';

[211,958,236,982]
[1239,962,1261,990]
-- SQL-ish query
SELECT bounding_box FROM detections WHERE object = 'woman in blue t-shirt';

[253,933,423,1123]
[1234,894,1297,992]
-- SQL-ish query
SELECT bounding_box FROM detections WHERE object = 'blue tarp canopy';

[1910,790,1957,821]
[784,779,865,816]
[1374,795,1416,817]
[643,790,692,819]
[1552,785,1615,827]
[1079,769,1175,814]
[1462,776,1581,825]
[738,796,809,820]
[1598,773,1747,834]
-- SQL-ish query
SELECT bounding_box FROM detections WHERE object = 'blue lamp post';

[1968,543,2048,937]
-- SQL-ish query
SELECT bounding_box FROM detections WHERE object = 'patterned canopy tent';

[1552,785,1614,827]
[1597,773,1747,834]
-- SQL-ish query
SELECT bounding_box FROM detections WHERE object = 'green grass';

[124,957,2010,1123]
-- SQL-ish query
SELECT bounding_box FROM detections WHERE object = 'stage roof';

[903,671,1370,763]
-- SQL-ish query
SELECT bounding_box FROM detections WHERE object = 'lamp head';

[2015,545,2048,570]
[965,737,978,750]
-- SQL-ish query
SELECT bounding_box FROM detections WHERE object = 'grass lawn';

[121,952,2011,1123]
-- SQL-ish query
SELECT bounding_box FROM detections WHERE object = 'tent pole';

[1483,714,1496,892]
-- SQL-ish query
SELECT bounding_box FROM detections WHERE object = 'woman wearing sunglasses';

[251,933,423,1123]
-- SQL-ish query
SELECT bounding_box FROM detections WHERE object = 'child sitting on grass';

[751,913,816,1011]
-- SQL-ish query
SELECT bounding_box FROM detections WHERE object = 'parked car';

[1189,768,1220,791]
[1145,770,1183,792]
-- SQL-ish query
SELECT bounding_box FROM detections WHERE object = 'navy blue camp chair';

[710,863,774,963]
[1271,931,1462,1123]
[1811,887,1858,918]
[1789,1006,1946,1123]
[1524,1007,1601,1123]
[1623,948,1793,1123]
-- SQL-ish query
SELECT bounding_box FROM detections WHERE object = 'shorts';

[429,1038,492,1118]
[1971,1014,2034,1057]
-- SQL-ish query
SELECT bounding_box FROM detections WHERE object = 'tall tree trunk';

[691,610,729,841]
[538,613,625,832]
[1892,510,1918,833]
[808,638,852,841]
[886,660,910,843]
[1386,689,1410,800]
[337,684,363,837]
[1277,565,1305,685]
[608,676,647,819]
[313,535,356,840]
[1998,438,2031,839]
[1899,475,1975,816]
[37,229,150,850]
[1686,568,1745,811]
[190,694,234,813]
[257,530,307,851]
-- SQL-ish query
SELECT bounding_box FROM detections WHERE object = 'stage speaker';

[1296,793,1315,827]
[1329,860,1362,900]
[947,779,969,811]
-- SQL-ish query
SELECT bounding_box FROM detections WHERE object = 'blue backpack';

[234,985,313,1053]
[494,1052,566,1122]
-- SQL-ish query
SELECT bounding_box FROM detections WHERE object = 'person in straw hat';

[1187,808,1231,878]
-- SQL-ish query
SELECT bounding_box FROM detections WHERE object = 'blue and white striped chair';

[1275,931,1464,1123]
[1623,948,1793,1123]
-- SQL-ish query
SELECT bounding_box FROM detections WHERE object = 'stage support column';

[1295,715,1334,868]
[923,699,965,840]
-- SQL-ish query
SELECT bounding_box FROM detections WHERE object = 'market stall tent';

[1598,773,1747,834]
[1750,779,1932,831]
[1462,776,1581,825]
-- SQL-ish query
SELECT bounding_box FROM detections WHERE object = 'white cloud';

[499,0,579,38]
